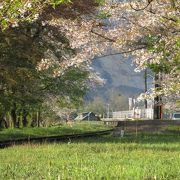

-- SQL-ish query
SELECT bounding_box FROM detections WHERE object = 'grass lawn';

[0,121,112,142]
[0,133,180,179]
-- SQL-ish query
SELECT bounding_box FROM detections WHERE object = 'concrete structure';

[112,108,154,120]
[114,120,180,135]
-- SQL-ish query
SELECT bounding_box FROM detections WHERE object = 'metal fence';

[112,108,154,119]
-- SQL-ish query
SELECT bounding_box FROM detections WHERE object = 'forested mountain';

[87,55,145,101]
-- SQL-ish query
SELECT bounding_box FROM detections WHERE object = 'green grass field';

[0,121,111,141]
[0,133,180,179]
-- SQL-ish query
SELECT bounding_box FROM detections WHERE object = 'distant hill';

[86,55,145,101]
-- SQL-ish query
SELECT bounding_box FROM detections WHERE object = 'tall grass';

[0,134,179,179]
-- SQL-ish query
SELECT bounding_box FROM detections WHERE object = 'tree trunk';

[154,73,163,120]
[22,109,28,127]
[11,103,17,127]
[0,114,8,128]
[36,110,40,127]
[154,96,163,119]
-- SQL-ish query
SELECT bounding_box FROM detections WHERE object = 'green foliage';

[175,99,180,108]
[95,0,105,5]
[0,17,88,127]
[176,37,180,47]
[50,0,72,8]
[96,12,111,19]
[146,33,180,75]
[0,0,101,30]
[148,62,171,73]
[0,0,72,30]
[85,97,106,115]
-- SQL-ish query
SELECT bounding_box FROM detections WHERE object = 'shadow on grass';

[1,133,180,153]
[0,123,111,142]
[79,133,179,143]
[66,132,180,150]
[0,127,88,141]
[1,125,180,153]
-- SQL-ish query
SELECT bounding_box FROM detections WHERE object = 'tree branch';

[90,29,116,42]
[95,46,146,59]
[147,9,178,23]
[129,0,153,11]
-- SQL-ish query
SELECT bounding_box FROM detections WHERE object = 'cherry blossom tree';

[47,0,179,100]
[44,0,179,116]
[1,0,179,118]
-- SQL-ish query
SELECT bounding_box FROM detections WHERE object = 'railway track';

[0,129,113,148]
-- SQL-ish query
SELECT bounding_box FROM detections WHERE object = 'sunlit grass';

[0,133,179,179]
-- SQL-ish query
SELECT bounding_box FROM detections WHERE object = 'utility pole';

[153,72,163,120]
[107,104,110,118]
[144,69,148,109]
